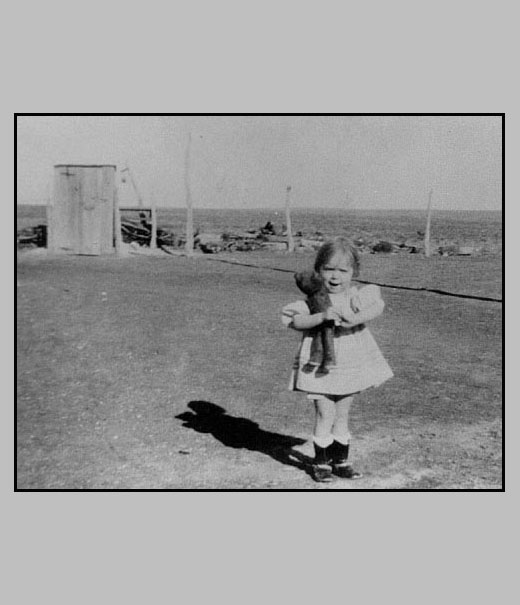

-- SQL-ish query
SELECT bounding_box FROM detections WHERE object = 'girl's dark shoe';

[311,464,334,482]
[327,441,363,479]
[311,443,333,482]
[331,463,363,479]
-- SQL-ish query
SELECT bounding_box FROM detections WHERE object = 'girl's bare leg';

[313,398,336,440]
[332,395,353,440]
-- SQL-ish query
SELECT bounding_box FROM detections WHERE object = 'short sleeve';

[350,284,384,323]
[357,284,383,307]
[281,300,310,327]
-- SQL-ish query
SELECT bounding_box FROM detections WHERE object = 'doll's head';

[294,270,324,296]
[314,237,360,278]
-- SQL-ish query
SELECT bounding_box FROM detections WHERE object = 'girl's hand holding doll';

[338,310,357,327]
[335,293,361,327]
[322,307,343,326]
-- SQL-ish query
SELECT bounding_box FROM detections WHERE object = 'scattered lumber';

[17,225,47,247]
[120,220,176,248]
[16,218,478,257]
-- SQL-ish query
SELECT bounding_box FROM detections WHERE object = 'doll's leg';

[316,323,336,375]
[302,291,326,371]
[313,291,336,375]
[306,291,336,375]
[302,328,323,372]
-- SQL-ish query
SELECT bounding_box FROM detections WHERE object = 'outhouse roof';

[54,164,117,168]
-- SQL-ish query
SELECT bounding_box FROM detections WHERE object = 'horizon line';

[17,201,503,212]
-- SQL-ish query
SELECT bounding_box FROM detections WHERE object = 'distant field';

[17,205,502,253]
[16,205,48,229]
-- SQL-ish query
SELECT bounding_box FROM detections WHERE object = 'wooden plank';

[77,166,116,255]
[78,167,99,255]
[119,206,154,212]
[99,166,115,253]
[114,180,122,253]
[53,165,80,252]
[150,198,157,250]
[52,168,65,250]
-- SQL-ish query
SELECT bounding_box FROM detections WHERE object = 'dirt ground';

[16,249,503,489]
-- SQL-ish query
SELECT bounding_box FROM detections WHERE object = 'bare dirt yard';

[16,249,502,489]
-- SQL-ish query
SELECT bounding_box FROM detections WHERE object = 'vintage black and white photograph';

[16,114,503,490]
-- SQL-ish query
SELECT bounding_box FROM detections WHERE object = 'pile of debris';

[348,235,418,254]
[194,229,322,254]
[16,218,480,257]
[17,225,47,248]
[121,216,178,249]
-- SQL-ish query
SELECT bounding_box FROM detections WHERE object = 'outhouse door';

[53,165,116,255]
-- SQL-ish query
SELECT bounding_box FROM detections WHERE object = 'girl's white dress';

[282,285,393,396]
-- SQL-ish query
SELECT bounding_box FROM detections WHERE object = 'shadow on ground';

[176,400,312,476]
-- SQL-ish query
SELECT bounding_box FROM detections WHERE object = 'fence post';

[184,132,194,256]
[150,192,157,250]
[285,185,295,253]
[424,188,433,257]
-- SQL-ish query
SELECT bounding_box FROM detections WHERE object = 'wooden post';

[184,132,194,256]
[150,189,157,250]
[285,185,295,253]
[46,203,54,252]
[424,188,433,257]
[124,163,144,208]
[45,180,54,252]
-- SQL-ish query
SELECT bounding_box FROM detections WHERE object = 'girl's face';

[319,252,354,294]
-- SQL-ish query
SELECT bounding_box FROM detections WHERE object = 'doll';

[294,270,336,376]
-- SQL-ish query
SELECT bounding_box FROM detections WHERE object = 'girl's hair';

[314,237,360,278]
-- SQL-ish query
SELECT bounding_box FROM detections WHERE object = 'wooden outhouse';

[48,164,117,255]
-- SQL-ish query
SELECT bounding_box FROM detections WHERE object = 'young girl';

[282,237,393,482]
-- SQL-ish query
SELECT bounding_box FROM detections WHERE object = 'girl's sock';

[327,437,362,479]
[311,437,334,482]
[313,434,334,449]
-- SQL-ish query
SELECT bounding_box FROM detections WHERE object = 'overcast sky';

[16,115,502,211]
